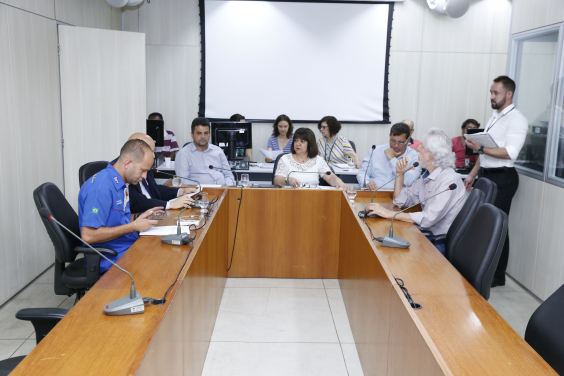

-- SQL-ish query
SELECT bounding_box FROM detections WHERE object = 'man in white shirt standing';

[465,75,528,288]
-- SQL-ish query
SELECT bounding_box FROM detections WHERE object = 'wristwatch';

[477,146,485,154]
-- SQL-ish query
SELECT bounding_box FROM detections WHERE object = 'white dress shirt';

[356,144,422,188]
[480,104,528,168]
[138,179,180,210]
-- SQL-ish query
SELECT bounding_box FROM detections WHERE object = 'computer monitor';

[211,121,253,160]
[147,119,165,147]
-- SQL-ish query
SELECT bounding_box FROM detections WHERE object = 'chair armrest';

[74,246,117,256]
[432,234,446,242]
[420,229,433,237]
[16,308,68,322]
[74,246,118,286]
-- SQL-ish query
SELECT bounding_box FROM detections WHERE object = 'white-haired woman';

[365,128,466,255]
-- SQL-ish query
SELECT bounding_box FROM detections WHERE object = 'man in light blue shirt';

[357,122,422,190]
[175,117,235,186]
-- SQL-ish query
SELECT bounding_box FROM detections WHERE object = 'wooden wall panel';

[0,5,63,305]
[226,188,341,278]
[59,25,146,210]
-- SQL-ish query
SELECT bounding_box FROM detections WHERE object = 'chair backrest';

[349,140,356,152]
[33,183,81,265]
[79,161,108,187]
[473,177,498,205]
[445,189,486,260]
[525,283,564,374]
[272,153,289,184]
[450,203,508,300]
[183,141,192,148]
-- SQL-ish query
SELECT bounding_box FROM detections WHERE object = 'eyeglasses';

[389,139,408,146]
[319,125,328,130]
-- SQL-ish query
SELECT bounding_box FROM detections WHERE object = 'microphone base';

[382,235,411,248]
[161,233,193,246]
[103,292,144,316]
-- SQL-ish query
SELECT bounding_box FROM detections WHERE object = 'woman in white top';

[274,128,347,189]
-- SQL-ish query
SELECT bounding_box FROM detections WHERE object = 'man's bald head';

[128,132,155,151]
[402,119,414,130]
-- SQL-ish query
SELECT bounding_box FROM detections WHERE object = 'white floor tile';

[220,288,270,315]
[34,266,54,284]
[11,339,35,358]
[58,296,75,311]
[488,291,540,338]
[202,342,348,376]
[226,278,324,289]
[325,289,355,344]
[323,279,340,289]
[341,343,364,376]
[266,288,330,313]
[0,340,25,360]
[490,276,521,293]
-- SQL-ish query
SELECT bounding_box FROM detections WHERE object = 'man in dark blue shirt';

[78,139,164,272]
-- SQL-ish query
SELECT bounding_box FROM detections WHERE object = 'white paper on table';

[256,163,275,169]
[334,163,350,168]
[260,148,285,160]
[140,226,192,236]
[316,186,339,190]
[200,184,222,188]
[463,133,499,148]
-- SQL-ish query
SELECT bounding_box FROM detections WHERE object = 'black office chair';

[525,283,564,374]
[79,161,109,187]
[440,189,486,261]
[182,141,192,148]
[272,153,289,184]
[473,177,498,205]
[349,140,356,152]
[0,308,67,376]
[33,183,117,303]
[449,203,507,300]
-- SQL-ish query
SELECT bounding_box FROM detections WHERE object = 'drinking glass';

[347,157,355,169]
[346,184,357,201]
[172,176,182,187]
[199,192,209,214]
[241,174,249,187]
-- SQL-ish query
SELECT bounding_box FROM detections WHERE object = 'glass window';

[547,54,564,182]
[512,30,560,176]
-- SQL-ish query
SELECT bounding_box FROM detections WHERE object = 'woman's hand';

[335,179,347,190]
[288,177,301,188]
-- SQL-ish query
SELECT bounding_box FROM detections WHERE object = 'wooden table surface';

[10,187,556,375]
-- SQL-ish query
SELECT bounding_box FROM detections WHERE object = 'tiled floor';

[0,269,542,375]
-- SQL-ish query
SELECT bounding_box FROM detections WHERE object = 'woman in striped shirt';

[317,116,361,168]
[265,114,294,162]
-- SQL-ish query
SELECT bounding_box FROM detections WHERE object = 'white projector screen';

[200,0,393,123]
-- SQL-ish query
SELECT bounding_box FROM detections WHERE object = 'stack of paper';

[463,132,499,147]
[260,148,285,160]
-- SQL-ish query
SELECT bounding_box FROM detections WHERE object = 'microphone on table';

[360,145,376,190]
[286,171,331,187]
[154,169,202,199]
[38,208,144,316]
[160,203,195,246]
[359,162,419,219]
[209,165,240,186]
[381,183,457,249]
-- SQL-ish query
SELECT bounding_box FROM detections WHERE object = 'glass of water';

[199,192,209,214]
[172,176,182,187]
[241,173,249,187]
[347,157,355,169]
[346,184,357,202]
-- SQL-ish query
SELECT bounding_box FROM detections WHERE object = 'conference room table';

[10,187,555,375]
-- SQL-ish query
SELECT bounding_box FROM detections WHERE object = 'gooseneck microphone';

[155,169,202,198]
[381,183,457,248]
[286,171,331,187]
[361,145,376,189]
[160,204,195,246]
[209,165,239,186]
[38,208,144,316]
[371,162,419,203]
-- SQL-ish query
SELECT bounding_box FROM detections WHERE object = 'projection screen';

[199,0,394,123]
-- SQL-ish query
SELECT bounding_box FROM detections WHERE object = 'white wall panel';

[7,0,54,19]
[139,0,199,46]
[491,0,512,54]
[389,0,424,52]
[482,53,508,128]
[507,175,544,291]
[146,45,200,146]
[511,0,564,35]
[59,26,146,210]
[122,4,140,32]
[1,6,62,305]
[55,0,118,29]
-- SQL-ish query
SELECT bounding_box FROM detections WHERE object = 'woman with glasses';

[265,114,294,163]
[356,123,422,190]
[317,116,361,168]
[274,128,346,189]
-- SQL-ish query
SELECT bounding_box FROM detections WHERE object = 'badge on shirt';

[114,177,119,185]
[91,208,99,214]
[124,187,129,210]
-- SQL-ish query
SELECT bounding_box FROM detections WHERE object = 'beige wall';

[124,0,512,163]
[0,0,122,306]
[507,0,564,301]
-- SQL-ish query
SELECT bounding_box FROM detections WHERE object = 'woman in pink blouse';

[452,119,480,168]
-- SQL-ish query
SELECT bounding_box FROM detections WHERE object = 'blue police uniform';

[78,164,139,272]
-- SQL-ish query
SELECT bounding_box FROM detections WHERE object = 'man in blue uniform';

[78,139,164,272]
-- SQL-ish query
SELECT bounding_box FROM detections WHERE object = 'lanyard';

[486,107,514,133]
[324,137,338,163]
